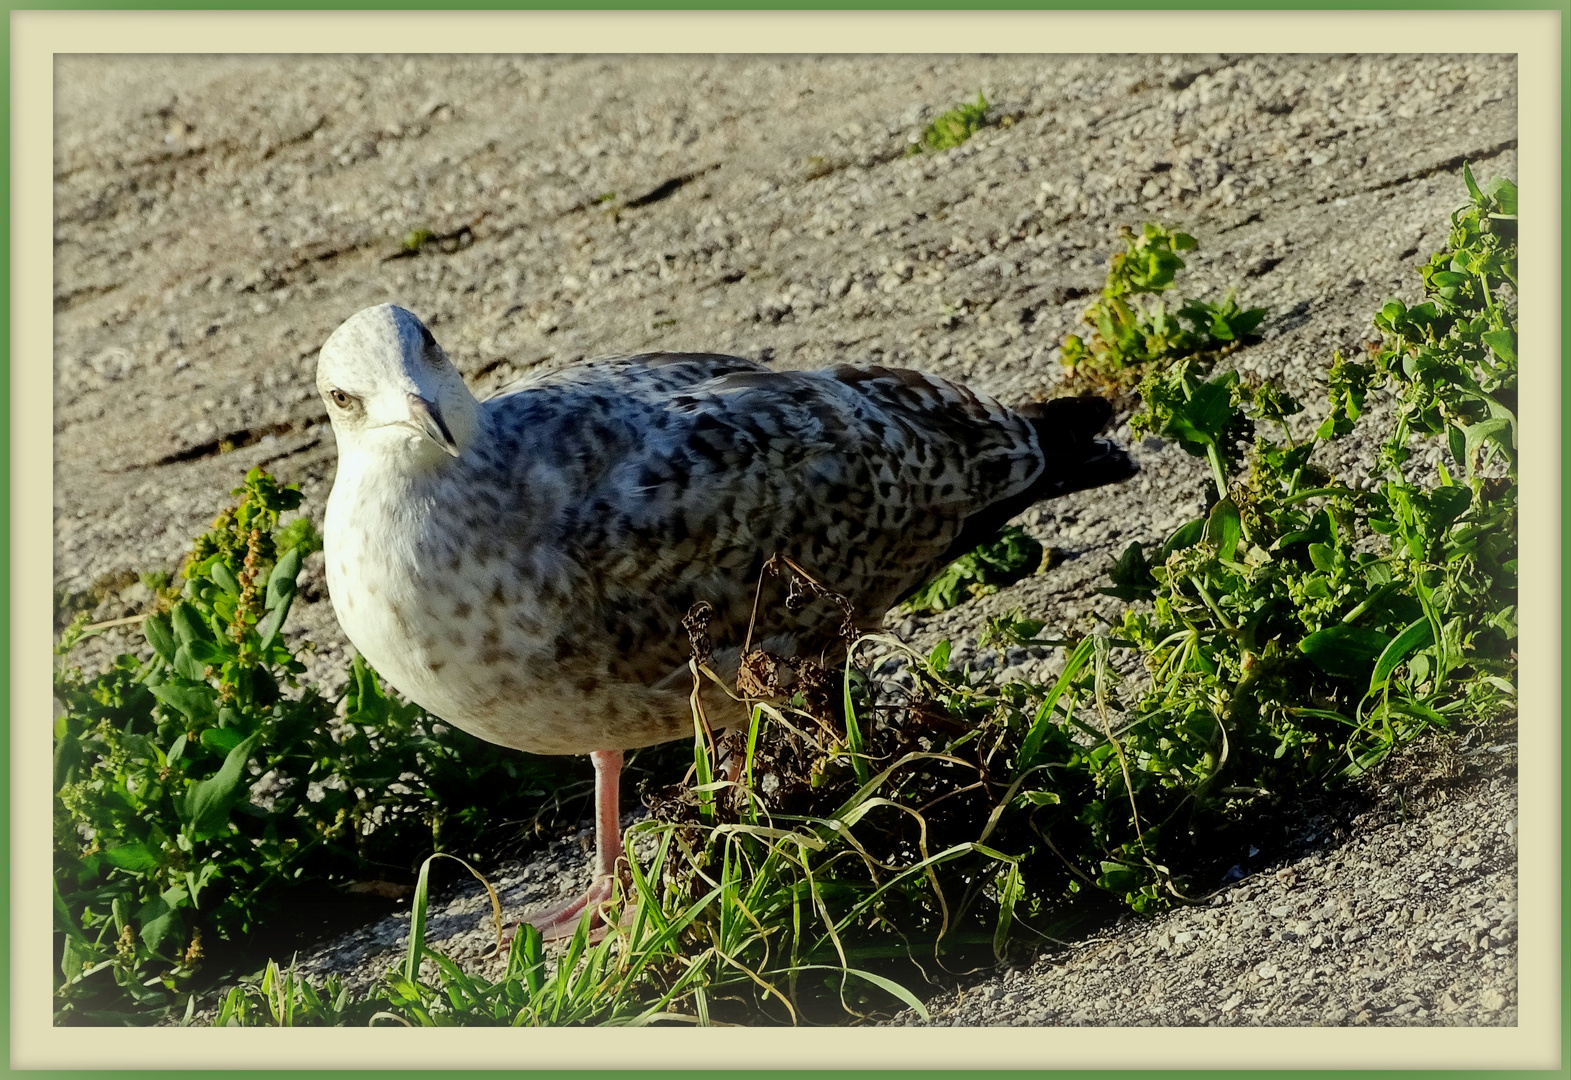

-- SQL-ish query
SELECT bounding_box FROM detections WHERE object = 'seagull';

[317,303,1135,938]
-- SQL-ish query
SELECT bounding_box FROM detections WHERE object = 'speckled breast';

[323,459,696,756]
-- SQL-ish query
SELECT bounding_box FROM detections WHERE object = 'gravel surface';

[52,52,1517,1027]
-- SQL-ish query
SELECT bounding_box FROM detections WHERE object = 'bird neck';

[333,426,456,495]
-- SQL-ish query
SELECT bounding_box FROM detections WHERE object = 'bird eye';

[328,388,352,408]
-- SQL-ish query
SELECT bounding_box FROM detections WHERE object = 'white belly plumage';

[324,465,700,756]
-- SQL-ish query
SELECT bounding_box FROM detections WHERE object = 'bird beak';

[407,393,460,457]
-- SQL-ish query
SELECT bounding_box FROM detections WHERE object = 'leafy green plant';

[899,525,1045,614]
[909,92,992,154]
[53,468,575,1022]
[1060,223,1266,389]
[1050,166,1517,907]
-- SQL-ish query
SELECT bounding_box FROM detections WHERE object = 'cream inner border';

[14,8,1560,1071]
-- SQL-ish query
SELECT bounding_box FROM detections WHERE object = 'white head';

[316,304,480,467]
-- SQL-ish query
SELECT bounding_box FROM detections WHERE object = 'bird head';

[317,304,480,466]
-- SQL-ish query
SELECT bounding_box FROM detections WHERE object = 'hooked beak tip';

[407,393,460,457]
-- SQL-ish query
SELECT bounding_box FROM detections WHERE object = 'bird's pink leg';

[516,749,627,942]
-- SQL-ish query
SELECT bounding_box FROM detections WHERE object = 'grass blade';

[1369,617,1434,692]
[842,651,872,786]
[1016,636,1096,774]
[791,964,929,1020]
[403,858,434,986]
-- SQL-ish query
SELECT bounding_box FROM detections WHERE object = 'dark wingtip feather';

[1021,393,1137,498]
[1014,394,1115,447]
[921,394,1136,571]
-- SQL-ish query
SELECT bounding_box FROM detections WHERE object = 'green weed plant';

[909,92,992,155]
[1060,223,1267,390]
[899,525,1045,614]
[1073,165,1516,908]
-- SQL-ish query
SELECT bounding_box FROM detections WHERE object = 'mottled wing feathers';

[489,351,770,401]
[478,355,1067,681]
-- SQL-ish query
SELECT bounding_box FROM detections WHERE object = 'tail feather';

[928,394,1137,569]
[1016,395,1139,500]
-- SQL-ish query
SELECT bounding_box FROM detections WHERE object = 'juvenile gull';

[317,303,1135,936]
